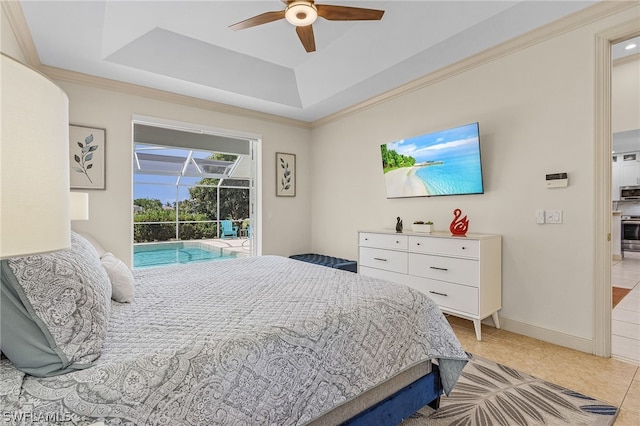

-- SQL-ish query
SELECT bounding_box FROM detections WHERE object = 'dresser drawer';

[408,236,479,259]
[408,253,479,286]
[360,266,411,286]
[359,247,408,274]
[360,232,408,250]
[406,277,479,315]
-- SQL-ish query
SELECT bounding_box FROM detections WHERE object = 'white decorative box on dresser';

[358,230,502,340]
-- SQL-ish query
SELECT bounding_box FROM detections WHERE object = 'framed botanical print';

[276,152,295,197]
[69,124,106,189]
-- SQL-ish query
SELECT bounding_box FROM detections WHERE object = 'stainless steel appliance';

[620,185,640,200]
[622,215,640,253]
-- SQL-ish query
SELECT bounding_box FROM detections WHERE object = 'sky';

[134,145,217,204]
[387,122,480,163]
[134,178,192,205]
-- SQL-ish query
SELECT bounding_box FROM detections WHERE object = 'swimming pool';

[133,242,237,268]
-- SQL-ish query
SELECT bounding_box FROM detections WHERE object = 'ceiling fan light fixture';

[285,1,318,26]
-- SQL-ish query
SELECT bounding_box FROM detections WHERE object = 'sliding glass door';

[131,119,259,262]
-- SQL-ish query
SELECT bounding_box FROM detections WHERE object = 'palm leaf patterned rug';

[404,353,618,426]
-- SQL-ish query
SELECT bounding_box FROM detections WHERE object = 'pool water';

[134,242,235,268]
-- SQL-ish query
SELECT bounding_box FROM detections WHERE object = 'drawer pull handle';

[429,266,448,271]
[462,246,466,250]
[373,257,388,262]
[429,291,448,297]
[416,243,421,246]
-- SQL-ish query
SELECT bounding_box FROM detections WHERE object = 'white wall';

[309,6,640,348]
[613,57,640,133]
[59,82,312,265]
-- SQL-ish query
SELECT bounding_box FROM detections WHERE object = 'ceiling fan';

[229,0,385,53]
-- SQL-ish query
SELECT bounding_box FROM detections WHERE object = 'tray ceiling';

[19,1,598,122]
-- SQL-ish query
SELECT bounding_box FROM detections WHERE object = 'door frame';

[593,19,640,357]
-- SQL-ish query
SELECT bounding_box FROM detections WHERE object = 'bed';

[0,232,468,425]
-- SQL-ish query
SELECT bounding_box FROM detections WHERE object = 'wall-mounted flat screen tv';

[380,122,484,198]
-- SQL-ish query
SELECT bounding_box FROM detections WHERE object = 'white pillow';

[100,252,135,303]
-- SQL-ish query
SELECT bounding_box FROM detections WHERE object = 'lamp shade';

[70,192,89,221]
[0,53,70,258]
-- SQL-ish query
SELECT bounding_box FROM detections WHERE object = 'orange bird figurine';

[450,208,469,236]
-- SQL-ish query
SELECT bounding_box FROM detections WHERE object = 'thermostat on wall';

[546,172,568,188]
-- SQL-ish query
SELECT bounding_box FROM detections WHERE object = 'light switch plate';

[545,210,563,224]
[536,210,545,224]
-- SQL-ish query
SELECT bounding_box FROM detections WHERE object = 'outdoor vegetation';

[380,144,416,173]
[134,152,250,243]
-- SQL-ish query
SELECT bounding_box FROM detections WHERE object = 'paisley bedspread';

[0,255,467,425]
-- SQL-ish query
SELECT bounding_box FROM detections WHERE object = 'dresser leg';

[492,312,501,329]
[473,319,482,340]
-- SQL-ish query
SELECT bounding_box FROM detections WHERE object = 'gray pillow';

[0,232,112,377]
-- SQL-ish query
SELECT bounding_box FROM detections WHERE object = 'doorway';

[594,20,640,359]
[610,36,640,364]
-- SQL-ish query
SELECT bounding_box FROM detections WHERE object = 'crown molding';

[5,0,637,130]
[1,0,39,67]
[311,0,640,129]
[39,65,311,129]
[4,1,310,129]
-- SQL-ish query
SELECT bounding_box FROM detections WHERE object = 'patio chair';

[220,220,239,239]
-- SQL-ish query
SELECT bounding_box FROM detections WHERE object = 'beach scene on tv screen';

[381,123,483,198]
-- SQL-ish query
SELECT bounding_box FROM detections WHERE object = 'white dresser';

[358,230,502,340]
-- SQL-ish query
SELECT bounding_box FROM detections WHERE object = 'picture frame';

[276,152,296,197]
[69,124,106,189]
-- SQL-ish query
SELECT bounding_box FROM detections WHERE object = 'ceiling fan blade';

[316,4,384,21]
[229,11,285,31]
[296,25,316,52]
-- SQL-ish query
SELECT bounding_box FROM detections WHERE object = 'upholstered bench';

[289,253,357,273]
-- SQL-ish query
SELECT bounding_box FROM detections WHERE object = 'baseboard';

[612,354,640,366]
[613,254,622,261]
[496,316,594,354]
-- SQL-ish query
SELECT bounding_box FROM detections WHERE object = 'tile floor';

[446,316,640,425]
[612,252,640,364]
